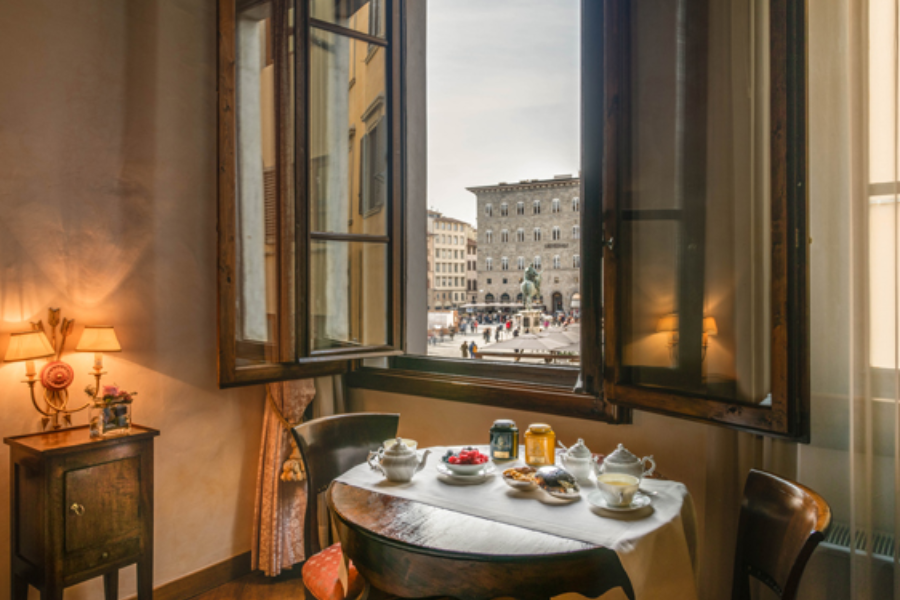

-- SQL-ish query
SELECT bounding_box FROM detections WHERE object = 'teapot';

[556,438,594,481]
[594,443,656,479]
[367,438,431,483]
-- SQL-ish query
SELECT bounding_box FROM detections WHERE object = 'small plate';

[586,491,652,512]
[502,476,539,491]
[436,462,495,480]
[544,488,581,501]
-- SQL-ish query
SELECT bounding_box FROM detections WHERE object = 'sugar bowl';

[595,443,656,479]
[556,438,594,481]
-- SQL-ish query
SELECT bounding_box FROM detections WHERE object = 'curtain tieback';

[266,384,308,483]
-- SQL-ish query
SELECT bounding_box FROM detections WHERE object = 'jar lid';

[528,423,552,433]
[567,438,592,458]
[492,419,517,428]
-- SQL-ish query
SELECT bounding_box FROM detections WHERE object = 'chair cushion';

[302,543,365,600]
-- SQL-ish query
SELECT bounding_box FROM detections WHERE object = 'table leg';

[41,579,64,600]
[104,568,120,600]
[137,555,153,599]
[11,573,29,600]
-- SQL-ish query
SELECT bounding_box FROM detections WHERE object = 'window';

[517,201,525,215]
[516,228,525,242]
[552,198,561,213]
[220,0,810,437]
[533,256,542,270]
[486,278,492,284]
[533,228,541,241]
[553,255,561,269]
[486,257,492,271]
[501,229,509,243]
[500,203,509,216]
[533,200,541,214]
[573,254,580,269]
[485,203,493,217]
[486,230,492,243]
[552,226,560,241]
[517,256,525,270]
[501,257,509,271]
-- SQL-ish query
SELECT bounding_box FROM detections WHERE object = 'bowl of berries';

[441,447,493,476]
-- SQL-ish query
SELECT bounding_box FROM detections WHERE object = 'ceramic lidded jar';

[596,443,656,479]
[557,438,594,480]
[367,438,431,483]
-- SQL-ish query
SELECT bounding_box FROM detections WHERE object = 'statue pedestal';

[516,309,544,334]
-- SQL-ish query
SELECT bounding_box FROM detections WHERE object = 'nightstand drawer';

[65,457,141,553]
[65,536,142,580]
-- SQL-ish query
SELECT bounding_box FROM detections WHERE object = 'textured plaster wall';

[0,1,265,599]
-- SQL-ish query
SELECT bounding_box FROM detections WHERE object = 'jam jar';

[524,423,556,466]
[489,419,519,461]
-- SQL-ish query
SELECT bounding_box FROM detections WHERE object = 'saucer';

[586,491,652,513]
[436,462,495,482]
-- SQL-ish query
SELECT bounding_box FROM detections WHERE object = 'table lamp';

[76,326,122,393]
[3,309,123,430]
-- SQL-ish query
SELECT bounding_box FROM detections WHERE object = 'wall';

[0,2,265,598]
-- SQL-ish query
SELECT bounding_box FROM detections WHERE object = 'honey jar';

[524,423,556,466]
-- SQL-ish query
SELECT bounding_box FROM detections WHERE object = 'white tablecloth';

[335,446,698,600]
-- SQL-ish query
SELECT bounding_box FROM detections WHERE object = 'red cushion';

[302,543,364,600]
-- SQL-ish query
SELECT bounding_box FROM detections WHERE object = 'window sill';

[345,365,631,423]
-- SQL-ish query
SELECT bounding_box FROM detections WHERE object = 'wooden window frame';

[598,0,809,440]
[217,0,405,388]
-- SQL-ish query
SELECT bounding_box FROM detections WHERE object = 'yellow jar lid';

[528,423,552,433]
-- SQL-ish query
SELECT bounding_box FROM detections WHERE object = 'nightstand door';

[65,457,141,553]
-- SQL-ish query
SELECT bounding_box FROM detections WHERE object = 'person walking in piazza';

[495,327,501,343]
[469,340,478,357]
[483,327,491,344]
[460,341,469,358]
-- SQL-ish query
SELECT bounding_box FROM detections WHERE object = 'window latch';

[603,237,615,251]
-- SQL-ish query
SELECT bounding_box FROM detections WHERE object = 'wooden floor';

[191,569,306,600]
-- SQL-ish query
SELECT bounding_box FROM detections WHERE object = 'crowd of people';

[426,310,579,357]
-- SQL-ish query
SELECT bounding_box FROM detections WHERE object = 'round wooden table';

[327,482,635,600]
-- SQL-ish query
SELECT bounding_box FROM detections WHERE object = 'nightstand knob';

[70,503,85,516]
[101,552,109,559]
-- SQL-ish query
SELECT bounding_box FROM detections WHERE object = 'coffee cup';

[596,473,640,508]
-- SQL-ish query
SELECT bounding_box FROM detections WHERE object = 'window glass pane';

[234,1,291,366]
[422,0,581,365]
[309,0,386,38]
[311,240,388,350]
[310,29,387,235]
[619,0,771,405]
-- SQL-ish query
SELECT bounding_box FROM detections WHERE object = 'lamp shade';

[703,317,718,336]
[76,326,122,352]
[656,314,678,333]
[4,331,55,362]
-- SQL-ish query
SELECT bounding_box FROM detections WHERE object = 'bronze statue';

[520,264,542,309]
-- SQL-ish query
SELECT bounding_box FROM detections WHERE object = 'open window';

[217,0,810,439]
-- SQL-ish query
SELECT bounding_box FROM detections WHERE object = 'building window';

[501,229,509,243]
[534,228,542,241]
[501,257,509,270]
[572,197,580,212]
[486,203,493,217]
[486,278,492,284]
[517,228,525,242]
[517,256,525,270]
[517,201,525,215]
[572,225,580,239]
[486,257,493,271]
[552,226,560,241]
[552,198,561,213]
[573,254,581,268]
[501,203,509,216]
[533,256,542,269]
[485,230,492,243]
[500,293,511,303]
[503,278,508,284]
[533,200,541,214]
[553,255,561,269]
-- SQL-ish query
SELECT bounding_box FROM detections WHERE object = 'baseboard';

[125,551,253,600]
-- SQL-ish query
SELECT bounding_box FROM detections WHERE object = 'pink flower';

[103,385,120,398]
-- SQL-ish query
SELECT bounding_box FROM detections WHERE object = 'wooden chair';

[732,469,832,600]
[291,413,400,600]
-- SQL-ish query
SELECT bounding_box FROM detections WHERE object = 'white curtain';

[696,2,900,599]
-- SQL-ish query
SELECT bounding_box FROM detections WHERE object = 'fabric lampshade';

[4,331,55,362]
[76,326,122,352]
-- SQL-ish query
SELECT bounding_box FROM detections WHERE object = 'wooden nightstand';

[5,425,159,600]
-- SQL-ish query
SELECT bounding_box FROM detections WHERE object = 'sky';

[426,0,581,226]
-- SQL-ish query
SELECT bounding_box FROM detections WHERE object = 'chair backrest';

[732,469,832,600]
[291,412,400,558]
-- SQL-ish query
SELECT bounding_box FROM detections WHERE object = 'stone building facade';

[427,209,476,310]
[469,176,581,314]
[466,236,478,305]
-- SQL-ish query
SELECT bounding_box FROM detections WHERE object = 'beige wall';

[0,1,265,599]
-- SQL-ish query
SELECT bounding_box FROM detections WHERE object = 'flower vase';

[89,400,132,439]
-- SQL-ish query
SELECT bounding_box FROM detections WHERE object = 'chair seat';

[302,543,364,600]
